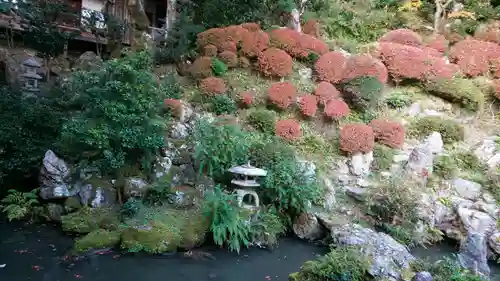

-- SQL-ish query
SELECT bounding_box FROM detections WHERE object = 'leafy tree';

[58,51,169,175]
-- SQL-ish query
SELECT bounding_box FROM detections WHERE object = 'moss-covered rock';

[73,229,121,254]
[424,78,485,111]
[64,197,82,212]
[61,207,120,233]
[121,221,181,254]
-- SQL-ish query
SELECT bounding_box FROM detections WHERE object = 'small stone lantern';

[21,58,42,92]
[228,162,267,212]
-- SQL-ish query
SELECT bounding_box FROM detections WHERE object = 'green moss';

[64,197,82,212]
[121,221,182,254]
[409,116,464,144]
[433,155,458,179]
[341,76,384,111]
[455,152,486,172]
[424,78,485,111]
[73,229,121,254]
[247,108,277,134]
[372,144,396,171]
[61,207,120,233]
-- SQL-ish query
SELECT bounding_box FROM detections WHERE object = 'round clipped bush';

[299,95,318,117]
[449,38,500,77]
[220,41,237,53]
[341,76,383,111]
[315,82,341,105]
[211,57,228,76]
[196,25,250,50]
[247,108,277,134]
[239,91,254,107]
[164,98,182,117]
[303,19,320,38]
[209,94,237,115]
[258,48,293,77]
[275,119,302,141]
[203,44,218,56]
[339,123,375,154]
[474,22,500,44]
[267,82,297,109]
[189,56,213,78]
[241,31,269,58]
[426,34,448,53]
[379,42,458,82]
[379,28,422,47]
[342,55,388,84]
[315,51,347,84]
[218,51,238,68]
[241,22,260,32]
[369,119,405,149]
[199,77,227,96]
[324,99,350,120]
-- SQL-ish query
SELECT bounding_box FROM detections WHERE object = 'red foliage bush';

[189,56,213,78]
[241,30,270,58]
[199,77,227,96]
[241,22,261,32]
[164,98,182,117]
[324,99,350,120]
[239,91,255,106]
[220,41,237,53]
[379,42,458,82]
[197,25,250,50]
[342,55,388,83]
[258,48,293,77]
[474,21,500,44]
[426,34,448,53]
[339,123,375,154]
[267,82,297,109]
[299,95,318,117]
[218,51,238,68]
[369,119,405,148]
[379,28,422,47]
[275,119,302,141]
[303,19,320,38]
[203,44,218,56]
[315,51,347,83]
[270,28,328,58]
[449,38,500,77]
[314,81,341,105]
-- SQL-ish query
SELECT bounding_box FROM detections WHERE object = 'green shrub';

[0,87,63,188]
[211,57,228,76]
[292,246,372,281]
[203,185,251,253]
[209,94,237,115]
[386,91,413,109]
[433,155,458,179]
[121,198,142,218]
[424,78,485,111]
[0,188,40,221]
[341,76,384,111]
[193,119,251,181]
[409,116,465,144]
[247,108,277,134]
[372,144,395,171]
[58,51,167,175]
[250,206,286,248]
[159,74,183,99]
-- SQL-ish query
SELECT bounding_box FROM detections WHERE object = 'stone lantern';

[20,58,42,92]
[228,162,267,212]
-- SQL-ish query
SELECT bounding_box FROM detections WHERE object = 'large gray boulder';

[458,231,490,278]
[330,223,415,281]
[39,150,71,200]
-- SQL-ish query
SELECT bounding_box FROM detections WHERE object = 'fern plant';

[203,185,251,253]
[1,188,40,221]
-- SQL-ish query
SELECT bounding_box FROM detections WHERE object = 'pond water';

[0,219,499,281]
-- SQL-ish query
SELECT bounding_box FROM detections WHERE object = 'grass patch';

[372,144,396,171]
[423,78,485,112]
[408,116,464,144]
[433,155,458,179]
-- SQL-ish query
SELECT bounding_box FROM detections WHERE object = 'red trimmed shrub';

[219,51,238,68]
[267,82,297,109]
[369,119,405,148]
[239,91,255,106]
[199,77,227,96]
[474,21,500,44]
[314,81,341,105]
[303,19,320,38]
[426,34,448,53]
[270,28,328,58]
[241,31,269,58]
[203,44,217,56]
[275,119,302,141]
[197,25,250,49]
[339,123,375,154]
[379,28,422,47]
[220,41,237,53]
[189,56,213,78]
[299,95,318,117]
[379,42,458,82]
[315,51,347,83]
[342,55,388,83]
[241,22,261,32]
[324,99,350,120]
[258,48,293,77]
[449,38,500,77]
[164,98,182,117]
